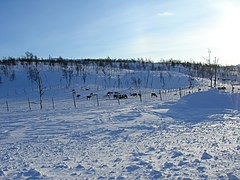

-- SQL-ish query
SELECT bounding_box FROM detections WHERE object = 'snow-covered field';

[0,62,240,179]
[1,86,240,179]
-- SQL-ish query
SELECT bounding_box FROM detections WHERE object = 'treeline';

[0,52,239,86]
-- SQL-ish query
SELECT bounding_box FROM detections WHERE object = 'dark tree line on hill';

[0,52,239,88]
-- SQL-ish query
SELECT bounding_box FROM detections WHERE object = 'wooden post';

[52,97,55,109]
[117,97,120,105]
[96,95,99,106]
[28,98,31,111]
[72,92,76,108]
[159,90,162,101]
[36,72,43,110]
[138,90,142,102]
[139,94,142,102]
[6,101,9,112]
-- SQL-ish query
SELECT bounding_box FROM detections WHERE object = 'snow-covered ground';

[0,86,240,179]
[0,62,240,179]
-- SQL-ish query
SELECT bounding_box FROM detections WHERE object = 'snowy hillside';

[0,61,200,102]
[0,60,240,179]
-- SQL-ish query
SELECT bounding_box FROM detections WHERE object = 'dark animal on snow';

[119,94,128,99]
[217,86,226,90]
[90,93,97,97]
[113,94,119,99]
[130,93,138,97]
[151,92,158,98]
[107,91,113,97]
[72,89,76,95]
[76,94,81,99]
[114,94,128,99]
[87,93,97,100]
[86,95,92,100]
[131,93,142,98]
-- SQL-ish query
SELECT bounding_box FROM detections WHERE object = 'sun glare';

[210,3,240,64]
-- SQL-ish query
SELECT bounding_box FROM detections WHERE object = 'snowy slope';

[0,62,240,179]
[0,63,199,100]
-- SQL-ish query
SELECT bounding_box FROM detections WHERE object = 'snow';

[167,89,240,122]
[172,88,238,109]
[0,63,240,179]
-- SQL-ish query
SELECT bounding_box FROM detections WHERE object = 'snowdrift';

[167,89,240,122]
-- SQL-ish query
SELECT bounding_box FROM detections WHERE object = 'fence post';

[6,101,9,112]
[52,97,55,109]
[139,90,142,102]
[159,90,162,101]
[72,92,76,108]
[28,98,31,111]
[96,95,99,106]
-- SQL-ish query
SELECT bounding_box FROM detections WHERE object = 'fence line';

[1,86,237,113]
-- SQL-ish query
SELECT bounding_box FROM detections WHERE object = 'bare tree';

[213,57,219,87]
[131,76,141,89]
[27,66,44,110]
[37,71,44,110]
[145,70,150,88]
[203,48,213,87]
[62,67,73,88]
[159,72,165,88]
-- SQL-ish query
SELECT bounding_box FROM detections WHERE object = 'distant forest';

[1,52,240,88]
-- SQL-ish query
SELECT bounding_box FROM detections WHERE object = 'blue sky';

[0,0,240,65]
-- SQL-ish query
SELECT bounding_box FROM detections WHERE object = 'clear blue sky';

[0,0,240,65]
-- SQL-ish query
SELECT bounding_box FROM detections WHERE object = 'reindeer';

[87,93,97,100]
[120,94,128,99]
[130,93,142,98]
[151,92,158,98]
[107,91,113,97]
[130,93,138,97]
[114,94,128,99]
[113,92,121,99]
[217,86,226,90]
[86,95,92,100]
[90,93,97,97]
[113,94,120,99]
[76,94,81,99]
[72,89,76,95]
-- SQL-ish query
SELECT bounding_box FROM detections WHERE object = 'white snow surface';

[0,88,240,179]
[0,65,240,179]
[167,88,240,122]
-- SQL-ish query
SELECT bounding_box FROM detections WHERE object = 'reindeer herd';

[71,85,212,107]
[4,86,216,111]
[72,89,160,102]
